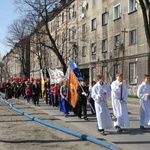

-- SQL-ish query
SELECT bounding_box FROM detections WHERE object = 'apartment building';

[75,0,148,93]
[29,0,149,94]
[2,48,21,80]
[2,36,30,80]
[0,0,144,96]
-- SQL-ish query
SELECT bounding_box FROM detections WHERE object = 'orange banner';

[66,68,78,108]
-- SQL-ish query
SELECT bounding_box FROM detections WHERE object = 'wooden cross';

[121,28,128,100]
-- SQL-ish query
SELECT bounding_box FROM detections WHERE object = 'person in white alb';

[137,74,150,129]
[111,73,130,132]
[92,75,112,135]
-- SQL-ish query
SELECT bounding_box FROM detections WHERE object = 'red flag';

[66,68,78,108]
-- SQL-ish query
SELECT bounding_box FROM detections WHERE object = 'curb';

[0,95,119,150]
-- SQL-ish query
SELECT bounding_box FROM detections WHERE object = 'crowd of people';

[0,73,150,136]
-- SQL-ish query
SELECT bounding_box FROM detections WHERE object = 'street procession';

[1,60,150,135]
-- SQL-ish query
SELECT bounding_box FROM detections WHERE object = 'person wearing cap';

[111,73,130,132]
[92,75,112,135]
[76,78,89,120]
[137,74,150,129]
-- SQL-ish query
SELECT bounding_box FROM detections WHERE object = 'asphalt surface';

[1,93,149,150]
[0,95,108,150]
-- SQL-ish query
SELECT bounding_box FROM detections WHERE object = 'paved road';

[1,94,150,150]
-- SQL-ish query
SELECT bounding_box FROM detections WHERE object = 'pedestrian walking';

[51,83,59,107]
[88,80,96,114]
[44,78,51,104]
[92,75,112,135]
[76,79,89,120]
[5,79,12,99]
[32,79,40,106]
[137,74,150,129]
[111,73,130,132]
[25,82,32,104]
[60,80,69,117]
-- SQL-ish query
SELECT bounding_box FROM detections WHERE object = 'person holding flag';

[66,60,83,114]
[67,60,95,120]
[40,69,45,100]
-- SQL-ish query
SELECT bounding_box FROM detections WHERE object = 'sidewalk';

[0,95,108,150]
[1,93,147,150]
[28,97,149,150]
[127,97,140,106]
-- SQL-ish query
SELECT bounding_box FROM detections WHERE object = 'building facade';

[75,0,149,94]
[2,36,30,80]
[2,0,149,95]
[29,0,149,95]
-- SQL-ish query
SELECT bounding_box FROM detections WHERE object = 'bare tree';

[12,37,30,77]
[5,19,31,77]
[14,0,67,73]
[2,56,11,80]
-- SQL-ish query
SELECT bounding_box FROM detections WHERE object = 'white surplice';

[92,82,112,130]
[111,80,130,127]
[137,82,150,126]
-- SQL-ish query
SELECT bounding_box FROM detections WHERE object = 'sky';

[0,0,21,57]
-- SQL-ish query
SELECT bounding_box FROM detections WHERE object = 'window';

[69,8,71,19]
[102,12,108,25]
[92,0,96,6]
[113,4,121,20]
[102,39,108,52]
[92,67,96,81]
[114,34,121,49]
[129,62,137,84]
[114,64,120,79]
[72,4,76,18]
[69,29,71,41]
[62,12,64,23]
[72,26,76,40]
[82,46,86,57]
[56,35,59,46]
[91,43,96,55]
[129,29,136,45]
[92,18,96,30]
[51,22,53,32]
[62,32,65,43]
[128,0,137,13]
[82,24,86,40]
[56,17,59,27]
[102,66,107,81]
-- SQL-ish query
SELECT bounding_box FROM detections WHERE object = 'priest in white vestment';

[137,74,150,129]
[111,73,130,132]
[92,75,112,135]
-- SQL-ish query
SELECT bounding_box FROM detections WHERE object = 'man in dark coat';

[76,79,89,120]
[32,79,41,106]
[44,78,51,104]
[5,79,12,99]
